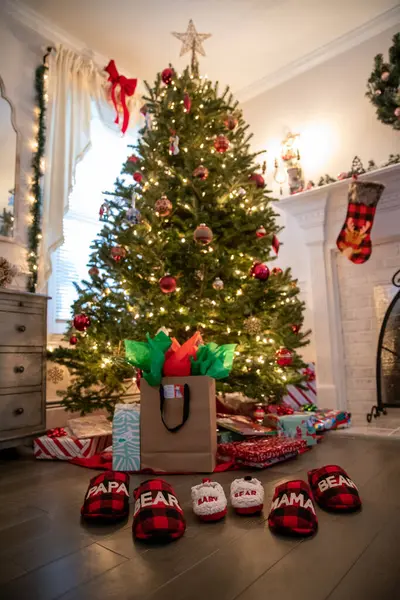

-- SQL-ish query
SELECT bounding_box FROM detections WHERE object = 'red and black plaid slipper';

[268,480,317,536]
[133,479,186,542]
[308,465,361,512]
[81,471,130,521]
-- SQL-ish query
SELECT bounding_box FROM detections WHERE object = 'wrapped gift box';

[112,403,140,472]
[218,436,307,468]
[264,413,317,447]
[282,363,317,410]
[34,428,111,460]
[312,409,351,432]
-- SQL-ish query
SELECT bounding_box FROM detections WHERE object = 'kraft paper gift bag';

[112,404,140,472]
[140,376,217,473]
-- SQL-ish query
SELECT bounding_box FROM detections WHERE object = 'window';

[48,114,135,334]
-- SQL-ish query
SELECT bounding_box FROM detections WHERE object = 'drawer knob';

[19,301,24,307]
[14,407,24,416]
[14,365,25,374]
[17,325,26,332]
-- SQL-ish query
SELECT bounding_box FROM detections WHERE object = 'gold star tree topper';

[172,20,212,75]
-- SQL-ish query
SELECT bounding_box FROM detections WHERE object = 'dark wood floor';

[1,435,400,600]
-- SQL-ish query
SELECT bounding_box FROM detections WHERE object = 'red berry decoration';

[193,165,209,180]
[214,135,230,154]
[193,223,213,245]
[256,226,267,238]
[249,173,265,188]
[161,67,175,85]
[276,348,293,367]
[291,324,300,334]
[111,245,127,262]
[183,92,191,113]
[224,114,238,130]
[69,335,78,345]
[272,267,283,275]
[159,274,177,294]
[73,313,90,332]
[128,155,139,163]
[250,262,270,281]
[155,195,173,217]
[133,172,143,183]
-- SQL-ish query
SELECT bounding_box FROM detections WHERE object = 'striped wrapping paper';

[282,363,317,410]
[34,429,112,460]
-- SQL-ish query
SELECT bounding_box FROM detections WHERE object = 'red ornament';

[253,404,265,424]
[291,324,300,334]
[136,369,142,389]
[73,313,90,332]
[111,245,127,262]
[224,114,238,130]
[276,348,293,367]
[88,266,99,277]
[303,367,316,382]
[272,234,280,255]
[214,135,230,153]
[161,68,175,85]
[193,165,209,180]
[69,335,78,345]
[128,154,139,163]
[184,92,191,113]
[271,267,283,275]
[133,172,143,183]
[251,262,270,281]
[395,107,400,118]
[155,195,173,217]
[194,223,213,245]
[249,173,265,188]
[159,274,177,294]
[256,226,266,238]
[140,104,148,116]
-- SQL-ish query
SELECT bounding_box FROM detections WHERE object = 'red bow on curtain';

[105,60,137,134]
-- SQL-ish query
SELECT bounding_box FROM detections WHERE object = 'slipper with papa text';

[81,471,130,521]
[308,465,361,512]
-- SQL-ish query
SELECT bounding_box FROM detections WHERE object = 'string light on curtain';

[27,46,54,293]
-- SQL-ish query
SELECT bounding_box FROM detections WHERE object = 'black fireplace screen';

[367,269,400,422]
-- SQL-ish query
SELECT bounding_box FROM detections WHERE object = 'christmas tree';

[51,21,309,414]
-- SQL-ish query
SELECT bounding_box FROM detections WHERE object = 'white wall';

[0,7,51,281]
[242,25,400,192]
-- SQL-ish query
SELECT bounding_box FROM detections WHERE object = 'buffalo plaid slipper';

[81,471,130,521]
[308,465,362,512]
[133,479,186,542]
[191,478,227,521]
[230,476,264,515]
[268,479,318,536]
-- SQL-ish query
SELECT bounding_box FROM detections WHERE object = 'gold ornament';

[212,277,224,290]
[244,316,262,335]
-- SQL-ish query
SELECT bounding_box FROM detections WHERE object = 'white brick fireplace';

[276,164,400,423]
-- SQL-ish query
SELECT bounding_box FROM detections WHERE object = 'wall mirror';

[0,76,18,239]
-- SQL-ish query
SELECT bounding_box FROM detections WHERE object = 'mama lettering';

[318,475,357,493]
[134,491,180,515]
[271,492,315,514]
[87,481,129,498]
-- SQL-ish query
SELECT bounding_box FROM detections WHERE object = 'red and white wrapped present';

[34,426,112,460]
[217,436,307,468]
[282,363,317,410]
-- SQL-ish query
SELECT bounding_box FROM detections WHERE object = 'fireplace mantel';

[274,163,400,412]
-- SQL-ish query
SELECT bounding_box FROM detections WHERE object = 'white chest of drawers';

[0,288,48,449]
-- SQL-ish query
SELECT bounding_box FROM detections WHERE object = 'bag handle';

[159,383,190,433]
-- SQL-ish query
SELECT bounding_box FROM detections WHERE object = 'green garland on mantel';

[295,153,400,195]
[27,50,52,293]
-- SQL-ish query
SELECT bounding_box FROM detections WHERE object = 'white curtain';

[38,45,142,292]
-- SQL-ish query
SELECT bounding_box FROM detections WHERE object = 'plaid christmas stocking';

[268,480,317,536]
[308,465,361,512]
[336,180,385,264]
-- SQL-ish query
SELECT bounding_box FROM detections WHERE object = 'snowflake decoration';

[47,366,64,384]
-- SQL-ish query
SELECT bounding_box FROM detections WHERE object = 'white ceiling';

[16,0,400,97]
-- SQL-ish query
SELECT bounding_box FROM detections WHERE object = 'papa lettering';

[134,491,180,516]
[87,481,129,498]
[318,475,357,493]
[271,492,315,515]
